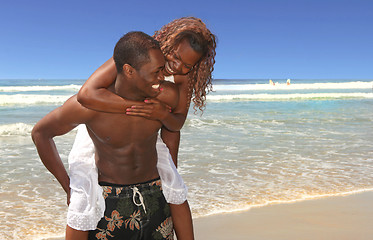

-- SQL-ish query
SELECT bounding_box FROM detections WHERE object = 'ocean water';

[1,78,373,239]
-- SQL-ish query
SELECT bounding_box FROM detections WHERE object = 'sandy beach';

[46,191,373,240]
[193,191,373,240]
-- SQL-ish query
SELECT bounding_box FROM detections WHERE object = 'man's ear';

[123,64,135,77]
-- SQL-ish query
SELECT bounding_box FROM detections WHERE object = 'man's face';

[133,49,165,99]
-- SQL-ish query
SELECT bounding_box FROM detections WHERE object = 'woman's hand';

[126,99,171,121]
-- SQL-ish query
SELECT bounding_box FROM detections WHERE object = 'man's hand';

[125,99,171,121]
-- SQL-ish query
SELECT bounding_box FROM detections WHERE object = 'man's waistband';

[99,177,161,188]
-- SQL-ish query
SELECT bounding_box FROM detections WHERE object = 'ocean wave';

[207,92,373,101]
[1,92,371,106]
[0,123,79,136]
[212,81,373,91]
[0,84,81,92]
[0,94,71,106]
[0,123,34,136]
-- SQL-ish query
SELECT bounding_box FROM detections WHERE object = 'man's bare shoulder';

[32,95,98,138]
[58,95,98,123]
[157,81,179,109]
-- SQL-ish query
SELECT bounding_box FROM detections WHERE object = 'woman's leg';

[65,225,89,240]
[170,200,194,240]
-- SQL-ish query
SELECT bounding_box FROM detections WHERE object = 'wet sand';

[193,191,373,240]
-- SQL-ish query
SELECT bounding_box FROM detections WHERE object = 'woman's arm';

[126,74,191,132]
[155,79,188,131]
[159,75,191,166]
[126,79,188,131]
[77,58,142,113]
[160,128,181,166]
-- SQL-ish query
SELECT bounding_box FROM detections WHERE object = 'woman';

[67,17,216,240]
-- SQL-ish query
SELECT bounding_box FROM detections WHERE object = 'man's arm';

[31,95,95,198]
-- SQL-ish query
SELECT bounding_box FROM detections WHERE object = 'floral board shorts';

[88,178,174,240]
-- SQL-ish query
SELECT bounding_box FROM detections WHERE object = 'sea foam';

[207,92,373,101]
[0,94,71,106]
[212,81,373,91]
[0,123,34,136]
[0,84,81,92]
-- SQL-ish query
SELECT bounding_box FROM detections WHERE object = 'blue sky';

[1,0,372,80]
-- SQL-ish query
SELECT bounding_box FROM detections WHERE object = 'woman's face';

[164,38,203,76]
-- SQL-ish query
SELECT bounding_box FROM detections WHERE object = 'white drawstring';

[132,186,147,214]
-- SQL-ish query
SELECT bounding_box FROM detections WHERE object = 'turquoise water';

[1,79,372,239]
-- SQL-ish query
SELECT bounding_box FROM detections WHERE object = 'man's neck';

[114,76,145,101]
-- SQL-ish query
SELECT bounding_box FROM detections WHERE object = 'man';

[32,31,178,239]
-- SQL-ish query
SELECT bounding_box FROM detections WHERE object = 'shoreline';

[43,191,373,240]
[194,191,373,240]
[192,188,373,219]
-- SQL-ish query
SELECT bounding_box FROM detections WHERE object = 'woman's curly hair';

[153,17,217,113]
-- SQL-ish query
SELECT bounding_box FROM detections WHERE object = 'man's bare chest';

[86,113,161,148]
